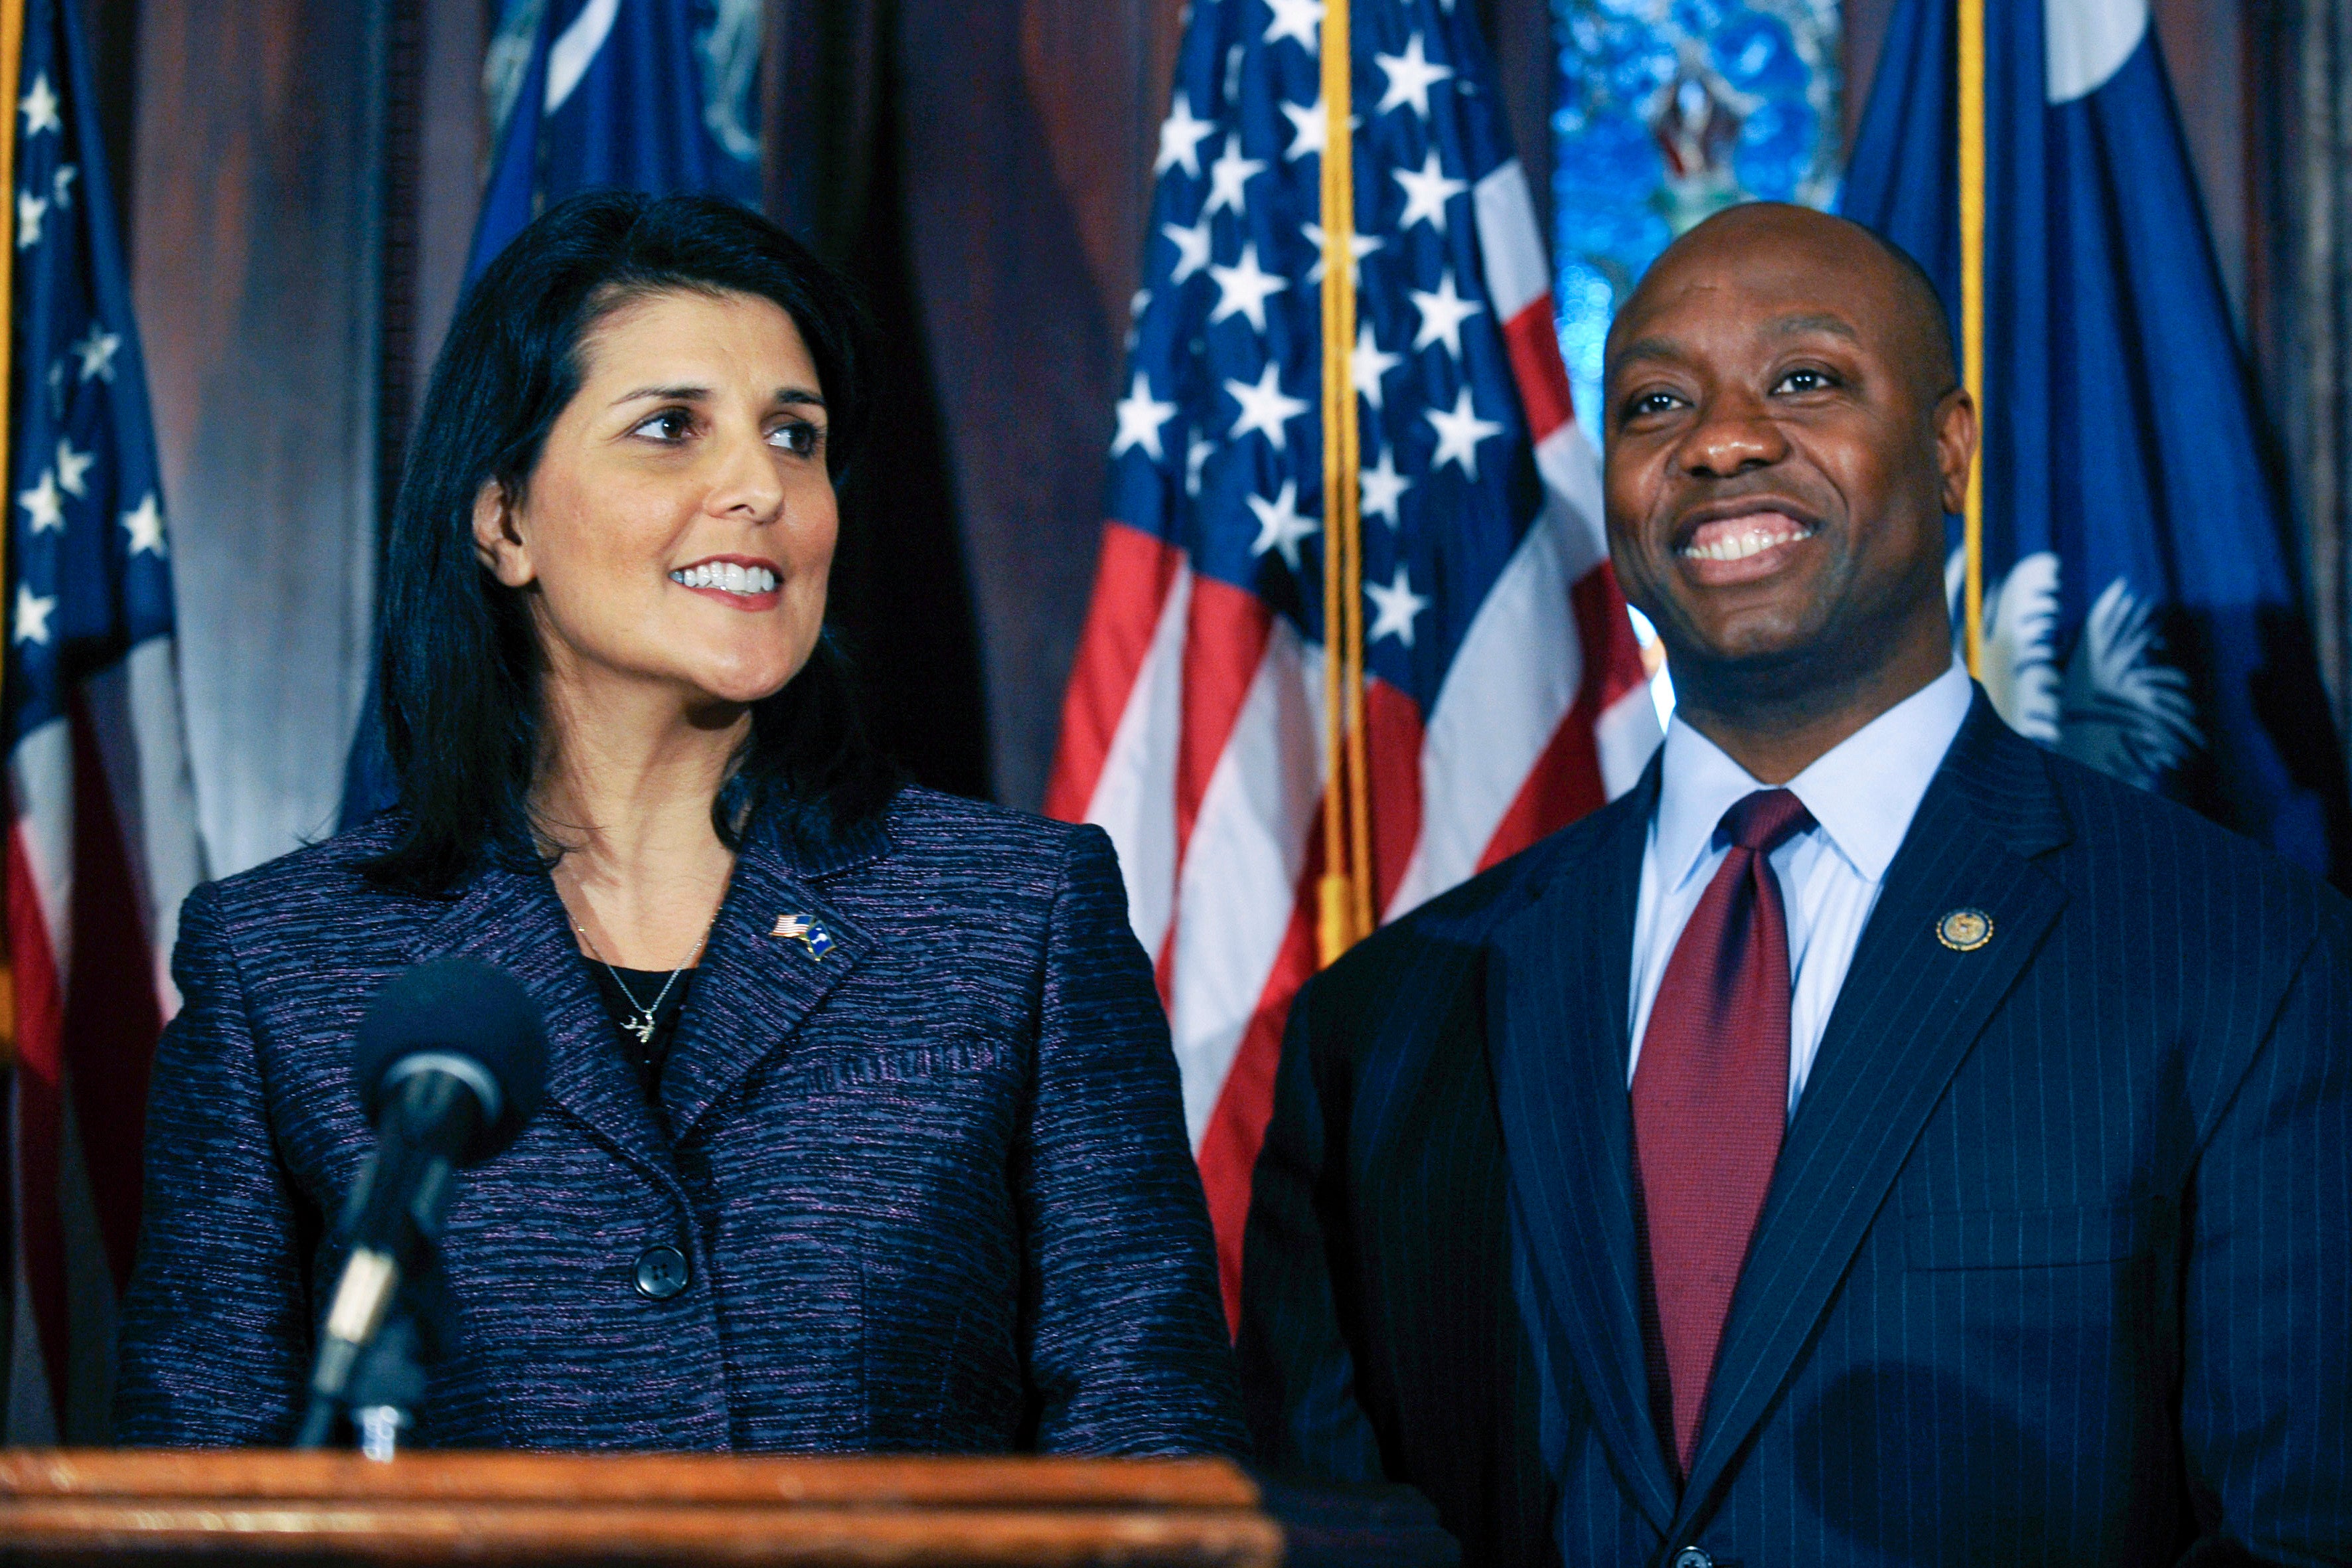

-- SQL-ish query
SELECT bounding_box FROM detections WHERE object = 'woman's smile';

[669,554,783,610]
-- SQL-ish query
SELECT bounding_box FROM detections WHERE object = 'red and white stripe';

[1048,160,1660,1326]
[7,635,204,1439]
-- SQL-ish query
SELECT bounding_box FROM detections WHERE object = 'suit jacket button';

[1671,1550,1713,1568]
[633,1244,690,1300]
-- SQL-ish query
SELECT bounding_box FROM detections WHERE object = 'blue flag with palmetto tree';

[1840,0,2350,884]
[338,0,763,828]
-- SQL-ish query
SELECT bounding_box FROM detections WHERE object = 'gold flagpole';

[0,0,25,1068]
[1316,0,1368,967]
[1958,0,1986,678]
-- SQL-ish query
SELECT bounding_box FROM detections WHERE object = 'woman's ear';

[471,479,534,588]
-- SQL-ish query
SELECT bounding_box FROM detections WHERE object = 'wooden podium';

[0,1449,1458,1566]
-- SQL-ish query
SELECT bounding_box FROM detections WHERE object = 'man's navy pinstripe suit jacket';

[1238,694,2351,1567]
[114,787,1247,1455]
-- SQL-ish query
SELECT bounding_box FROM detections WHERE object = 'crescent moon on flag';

[546,0,622,115]
[2045,0,2148,103]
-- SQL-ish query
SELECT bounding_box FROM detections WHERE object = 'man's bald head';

[1608,204,1957,409]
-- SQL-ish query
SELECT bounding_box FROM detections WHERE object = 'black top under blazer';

[1239,694,2351,1567]
[116,787,1248,1455]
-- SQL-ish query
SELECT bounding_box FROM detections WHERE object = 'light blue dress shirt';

[1627,661,1976,1113]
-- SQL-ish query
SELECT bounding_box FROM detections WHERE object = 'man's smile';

[1670,507,1820,585]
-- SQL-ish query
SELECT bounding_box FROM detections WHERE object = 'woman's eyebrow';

[607,383,827,408]
[610,383,708,406]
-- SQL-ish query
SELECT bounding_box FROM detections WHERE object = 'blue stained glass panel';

[1550,0,1843,443]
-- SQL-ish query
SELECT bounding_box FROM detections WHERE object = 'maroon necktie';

[1631,787,1814,1477]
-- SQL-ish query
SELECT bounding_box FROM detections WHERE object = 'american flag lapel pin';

[770,913,835,961]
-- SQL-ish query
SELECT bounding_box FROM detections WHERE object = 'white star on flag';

[1302,220,1382,285]
[1279,94,1325,161]
[1409,270,1485,359]
[1154,90,1215,179]
[72,324,121,382]
[1373,34,1454,118]
[1263,0,1322,47]
[1246,479,1319,570]
[1225,360,1310,449]
[19,468,63,533]
[1366,565,1431,646]
[1209,243,1290,333]
[1352,321,1404,410]
[1278,94,1362,163]
[18,72,58,137]
[1204,134,1266,217]
[1360,447,1413,526]
[13,584,55,645]
[1394,149,1468,233]
[1162,215,1213,282]
[1427,386,1505,479]
[51,163,74,208]
[15,192,47,250]
[1111,371,1180,461]
[121,492,167,556]
[54,438,92,497]
[1186,433,1215,497]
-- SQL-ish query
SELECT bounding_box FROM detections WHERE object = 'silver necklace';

[574,917,714,1047]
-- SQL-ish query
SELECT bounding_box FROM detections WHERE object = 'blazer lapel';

[1487,763,1680,1533]
[656,817,887,1142]
[408,860,670,1181]
[1676,700,2073,1521]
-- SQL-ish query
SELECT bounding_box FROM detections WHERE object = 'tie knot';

[1720,787,1814,854]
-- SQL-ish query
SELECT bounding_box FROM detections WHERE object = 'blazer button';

[633,1244,690,1300]
[1671,1550,1713,1568]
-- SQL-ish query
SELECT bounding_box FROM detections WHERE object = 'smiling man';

[1235,204,2351,1567]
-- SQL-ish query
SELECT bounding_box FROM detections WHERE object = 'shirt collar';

[1654,660,1975,892]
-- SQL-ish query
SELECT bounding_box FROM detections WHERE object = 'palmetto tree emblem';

[1951,549,2201,791]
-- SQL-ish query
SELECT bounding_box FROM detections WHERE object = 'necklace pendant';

[627,1014,657,1046]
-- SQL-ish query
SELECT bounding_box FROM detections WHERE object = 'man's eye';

[633,409,694,441]
[1774,368,1834,394]
[1624,390,1682,420]
[769,420,824,457]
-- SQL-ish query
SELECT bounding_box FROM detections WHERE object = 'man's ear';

[1933,387,1979,516]
[471,479,534,588]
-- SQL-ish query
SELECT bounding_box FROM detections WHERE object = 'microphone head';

[354,959,548,1165]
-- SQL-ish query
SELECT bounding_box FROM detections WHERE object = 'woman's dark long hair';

[360,190,898,896]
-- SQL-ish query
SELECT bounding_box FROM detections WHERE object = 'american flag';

[3,0,204,1440]
[1048,0,1658,1320]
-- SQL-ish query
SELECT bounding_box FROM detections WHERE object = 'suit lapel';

[408,860,670,1180]
[1487,763,1680,1533]
[656,817,886,1142]
[1676,702,2073,1521]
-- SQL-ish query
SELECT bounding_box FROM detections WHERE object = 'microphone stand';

[295,1257,445,1456]
[343,1310,429,1460]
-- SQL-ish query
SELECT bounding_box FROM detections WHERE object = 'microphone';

[297,958,548,1448]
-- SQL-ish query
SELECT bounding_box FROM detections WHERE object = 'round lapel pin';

[1936,907,1993,952]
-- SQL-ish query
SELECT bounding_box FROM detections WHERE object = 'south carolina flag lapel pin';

[771,913,836,961]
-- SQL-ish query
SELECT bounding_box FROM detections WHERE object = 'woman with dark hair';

[114,191,1246,1454]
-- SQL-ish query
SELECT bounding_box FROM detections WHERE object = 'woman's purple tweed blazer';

[114,787,1248,1454]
